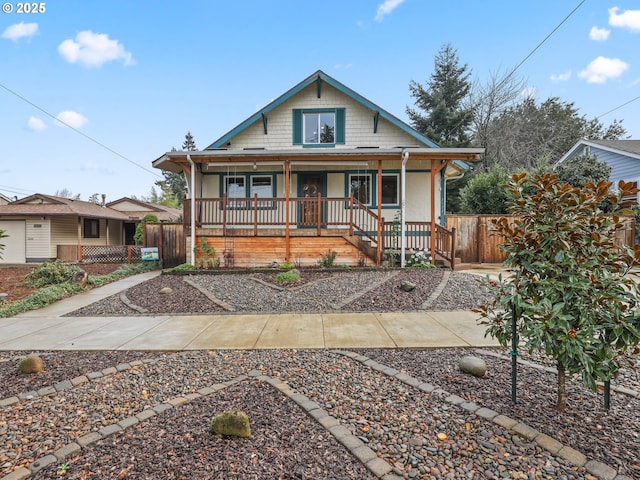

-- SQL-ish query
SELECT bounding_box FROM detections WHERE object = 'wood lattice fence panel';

[81,246,142,263]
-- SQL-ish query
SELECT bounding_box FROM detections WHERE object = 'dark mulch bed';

[29,381,378,480]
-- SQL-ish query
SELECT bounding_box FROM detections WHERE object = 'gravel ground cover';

[2,269,639,478]
[65,269,494,316]
[1,349,638,479]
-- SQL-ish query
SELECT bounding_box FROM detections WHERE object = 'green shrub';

[318,249,337,268]
[163,263,196,273]
[86,261,160,287]
[0,283,84,318]
[25,260,82,287]
[279,262,296,270]
[0,261,160,318]
[275,271,300,284]
[134,214,159,245]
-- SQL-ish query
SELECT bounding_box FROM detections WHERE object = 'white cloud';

[589,26,610,41]
[27,116,46,131]
[609,7,640,32]
[375,0,405,22]
[578,56,629,83]
[55,110,88,129]
[58,30,135,68]
[1,22,38,42]
[550,71,572,82]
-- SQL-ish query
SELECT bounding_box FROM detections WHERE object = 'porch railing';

[381,221,455,265]
[184,196,455,265]
[184,194,379,238]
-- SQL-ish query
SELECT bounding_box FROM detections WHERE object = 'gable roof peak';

[205,70,438,150]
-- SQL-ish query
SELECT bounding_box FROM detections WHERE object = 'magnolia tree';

[477,173,640,411]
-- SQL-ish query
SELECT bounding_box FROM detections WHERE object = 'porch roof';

[153,146,485,174]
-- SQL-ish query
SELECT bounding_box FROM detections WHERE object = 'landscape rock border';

[1,350,630,480]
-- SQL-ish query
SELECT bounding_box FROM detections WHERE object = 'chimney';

[101,193,106,207]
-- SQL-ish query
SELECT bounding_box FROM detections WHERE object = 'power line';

[503,0,587,83]
[0,82,161,177]
[597,94,640,119]
[438,0,587,143]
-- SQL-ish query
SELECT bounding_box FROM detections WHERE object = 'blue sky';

[1,0,639,201]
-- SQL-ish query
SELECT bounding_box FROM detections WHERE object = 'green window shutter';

[335,108,345,144]
[292,109,303,145]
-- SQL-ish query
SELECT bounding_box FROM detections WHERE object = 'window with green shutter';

[293,108,345,147]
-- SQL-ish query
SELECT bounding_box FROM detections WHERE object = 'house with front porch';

[0,194,130,264]
[152,70,484,267]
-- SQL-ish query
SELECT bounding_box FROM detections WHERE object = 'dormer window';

[293,108,345,147]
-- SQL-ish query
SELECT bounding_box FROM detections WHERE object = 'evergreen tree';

[182,131,196,151]
[406,43,473,147]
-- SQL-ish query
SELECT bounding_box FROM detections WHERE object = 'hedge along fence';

[446,214,636,264]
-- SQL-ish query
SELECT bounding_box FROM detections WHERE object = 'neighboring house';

[107,197,182,245]
[0,194,130,264]
[0,193,12,206]
[152,70,484,267]
[558,139,640,202]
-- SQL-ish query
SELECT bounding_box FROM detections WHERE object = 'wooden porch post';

[430,160,436,264]
[285,160,291,261]
[377,159,382,266]
[77,217,82,262]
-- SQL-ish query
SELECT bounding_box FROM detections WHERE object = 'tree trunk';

[556,361,567,411]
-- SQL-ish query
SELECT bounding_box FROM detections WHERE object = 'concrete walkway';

[0,270,500,351]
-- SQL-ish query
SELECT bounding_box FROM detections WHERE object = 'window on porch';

[224,176,246,208]
[251,176,274,208]
[349,174,372,205]
[381,174,399,206]
[83,218,99,238]
[223,174,275,209]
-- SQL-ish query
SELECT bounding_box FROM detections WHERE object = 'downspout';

[187,154,196,266]
[401,149,409,268]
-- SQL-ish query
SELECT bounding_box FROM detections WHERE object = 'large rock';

[458,355,487,377]
[210,410,251,438]
[400,281,416,292]
[18,356,44,374]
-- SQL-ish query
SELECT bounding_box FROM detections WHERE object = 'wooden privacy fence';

[446,214,636,264]
[143,223,186,268]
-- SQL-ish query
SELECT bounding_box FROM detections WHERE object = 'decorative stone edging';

[0,357,161,408]
[474,348,640,399]
[183,277,236,311]
[420,269,451,309]
[0,372,402,480]
[1,351,634,480]
[333,350,631,480]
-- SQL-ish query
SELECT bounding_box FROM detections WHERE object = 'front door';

[297,173,326,227]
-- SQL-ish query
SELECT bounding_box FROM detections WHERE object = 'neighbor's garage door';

[0,220,26,263]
